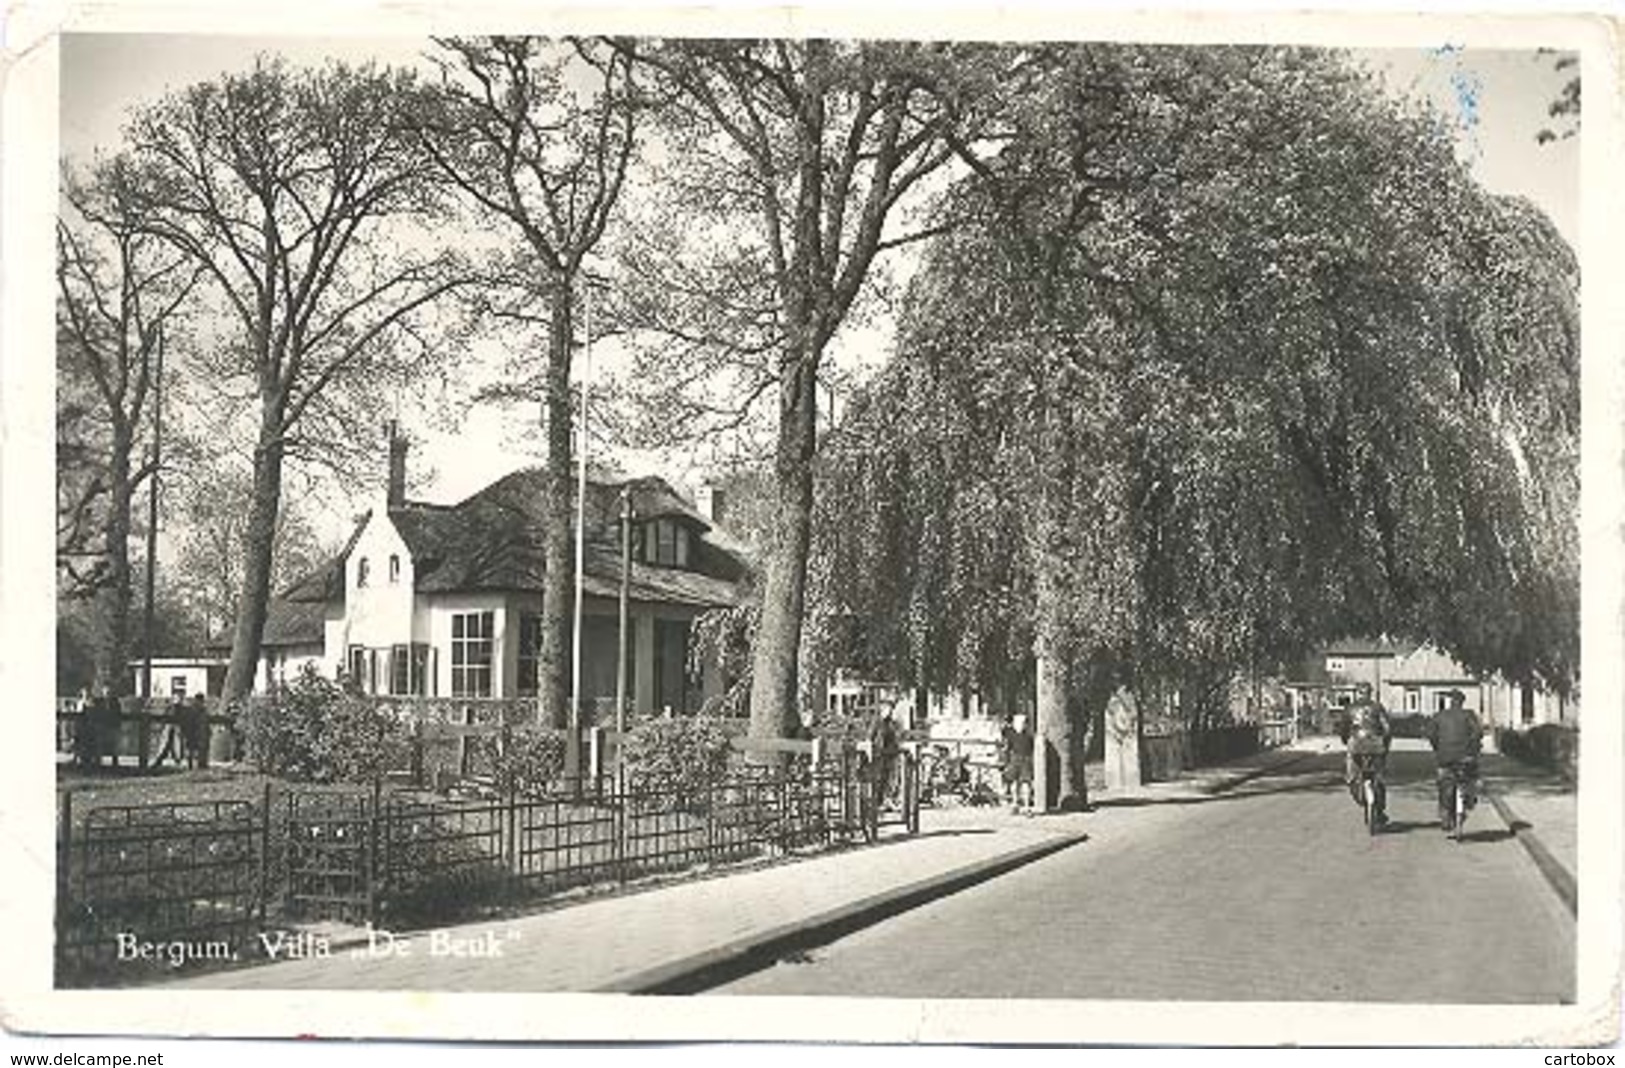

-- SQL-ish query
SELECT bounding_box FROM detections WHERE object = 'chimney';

[386,421,407,510]
[695,483,725,526]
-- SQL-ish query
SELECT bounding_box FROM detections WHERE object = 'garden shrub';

[489,727,569,797]
[620,716,735,792]
[237,665,411,784]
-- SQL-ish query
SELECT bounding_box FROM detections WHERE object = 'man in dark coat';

[1340,691,1393,827]
[1425,689,1483,831]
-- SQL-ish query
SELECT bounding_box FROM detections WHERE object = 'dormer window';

[388,554,401,584]
[641,516,692,569]
[357,557,371,588]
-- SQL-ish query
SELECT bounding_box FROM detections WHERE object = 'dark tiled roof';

[389,468,744,608]
[206,599,325,652]
[263,599,326,647]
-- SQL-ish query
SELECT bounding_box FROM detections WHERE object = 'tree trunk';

[221,404,285,704]
[747,351,818,741]
[1032,560,1086,811]
[92,423,135,696]
[539,282,576,728]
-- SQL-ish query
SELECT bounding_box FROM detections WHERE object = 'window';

[518,613,541,697]
[642,517,692,568]
[390,645,410,695]
[1405,688,1420,713]
[170,676,187,698]
[387,643,429,696]
[348,645,366,688]
[389,554,401,584]
[357,557,370,588]
[1434,691,1452,714]
[1326,657,1346,673]
[451,611,494,697]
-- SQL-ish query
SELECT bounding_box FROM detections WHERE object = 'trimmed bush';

[620,716,734,790]
[237,666,411,784]
[489,727,570,797]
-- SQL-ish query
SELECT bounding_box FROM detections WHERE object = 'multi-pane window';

[517,613,541,697]
[642,517,691,568]
[348,645,366,689]
[357,558,370,588]
[390,644,429,696]
[1405,688,1420,713]
[451,611,494,697]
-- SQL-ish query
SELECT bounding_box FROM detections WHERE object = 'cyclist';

[1338,686,1392,828]
[1425,689,1483,833]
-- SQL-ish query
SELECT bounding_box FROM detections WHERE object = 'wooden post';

[458,704,474,779]
[367,778,383,928]
[56,790,71,947]
[259,781,271,925]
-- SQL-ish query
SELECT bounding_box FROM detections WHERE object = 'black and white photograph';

[2,0,1620,1051]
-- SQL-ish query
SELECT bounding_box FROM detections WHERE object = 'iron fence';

[56,752,915,985]
[56,791,267,985]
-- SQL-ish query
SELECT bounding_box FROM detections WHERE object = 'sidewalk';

[1478,750,1578,913]
[156,743,1313,994]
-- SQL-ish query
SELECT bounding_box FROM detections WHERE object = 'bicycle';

[1352,753,1386,836]
[1439,759,1478,842]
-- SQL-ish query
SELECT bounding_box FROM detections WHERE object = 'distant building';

[1282,637,1572,731]
[128,657,226,701]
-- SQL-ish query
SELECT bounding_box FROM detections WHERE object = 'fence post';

[367,779,382,928]
[56,790,71,958]
[259,781,271,926]
[614,778,628,885]
[457,705,474,779]
[588,727,604,795]
[905,751,920,836]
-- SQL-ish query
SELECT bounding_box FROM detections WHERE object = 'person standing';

[1003,713,1035,813]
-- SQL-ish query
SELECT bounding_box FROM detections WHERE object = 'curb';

[597,831,1089,995]
[1484,790,1577,917]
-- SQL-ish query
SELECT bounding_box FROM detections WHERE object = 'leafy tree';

[125,58,468,703]
[166,446,327,642]
[825,45,1579,808]
[612,38,1013,742]
[56,154,199,693]
[416,36,641,728]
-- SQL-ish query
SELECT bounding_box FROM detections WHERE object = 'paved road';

[712,740,1575,1002]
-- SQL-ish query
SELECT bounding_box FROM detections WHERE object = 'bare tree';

[413,36,641,727]
[57,154,199,693]
[125,57,467,703]
[616,39,998,741]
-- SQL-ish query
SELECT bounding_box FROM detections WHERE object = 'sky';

[58,33,1583,544]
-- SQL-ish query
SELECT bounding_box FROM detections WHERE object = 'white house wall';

[425,591,511,698]
[346,511,416,651]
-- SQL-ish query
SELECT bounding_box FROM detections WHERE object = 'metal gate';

[284,789,377,925]
[56,795,265,982]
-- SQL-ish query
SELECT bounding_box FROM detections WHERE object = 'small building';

[128,657,226,701]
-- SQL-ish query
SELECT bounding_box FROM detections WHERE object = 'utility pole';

[569,279,592,737]
[140,325,165,707]
[615,485,633,737]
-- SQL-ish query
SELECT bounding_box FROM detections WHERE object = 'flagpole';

[570,280,591,738]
